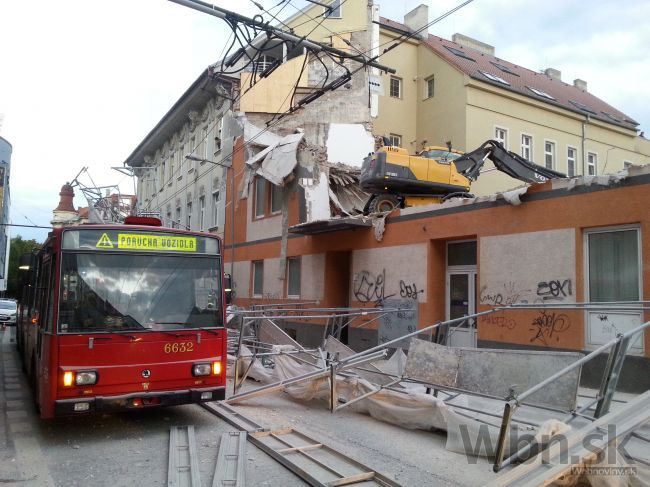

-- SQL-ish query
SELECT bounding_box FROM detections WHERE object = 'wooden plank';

[276,443,324,454]
[327,472,376,486]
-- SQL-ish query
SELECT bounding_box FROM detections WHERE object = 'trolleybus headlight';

[192,363,211,376]
[75,371,98,386]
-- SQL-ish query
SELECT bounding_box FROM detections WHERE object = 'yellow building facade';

[278,1,650,196]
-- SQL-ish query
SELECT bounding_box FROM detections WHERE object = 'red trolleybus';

[17,218,227,418]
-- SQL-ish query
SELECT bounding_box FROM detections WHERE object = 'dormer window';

[479,71,510,86]
[527,86,556,100]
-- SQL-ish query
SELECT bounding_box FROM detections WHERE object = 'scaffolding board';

[248,428,401,487]
[168,425,201,487]
[212,431,247,487]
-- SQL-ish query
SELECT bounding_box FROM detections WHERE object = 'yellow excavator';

[360,140,566,213]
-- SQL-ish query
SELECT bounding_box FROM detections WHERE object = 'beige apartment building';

[283,1,650,195]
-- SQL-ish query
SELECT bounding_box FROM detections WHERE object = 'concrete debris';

[372,215,386,242]
[328,163,370,215]
[553,164,650,191]
[501,187,527,206]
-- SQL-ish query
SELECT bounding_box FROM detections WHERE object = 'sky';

[0,0,648,243]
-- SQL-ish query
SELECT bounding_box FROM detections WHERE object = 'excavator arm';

[453,140,566,183]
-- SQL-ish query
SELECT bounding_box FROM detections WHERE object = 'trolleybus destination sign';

[62,229,219,254]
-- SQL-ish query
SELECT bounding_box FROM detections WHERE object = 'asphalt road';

[0,329,302,486]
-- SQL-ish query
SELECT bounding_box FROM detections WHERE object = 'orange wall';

[226,147,650,355]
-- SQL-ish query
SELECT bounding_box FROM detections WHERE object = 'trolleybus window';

[58,253,222,333]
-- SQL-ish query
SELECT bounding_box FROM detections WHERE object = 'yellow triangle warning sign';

[96,233,114,249]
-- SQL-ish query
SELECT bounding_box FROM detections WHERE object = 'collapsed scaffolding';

[224,301,650,486]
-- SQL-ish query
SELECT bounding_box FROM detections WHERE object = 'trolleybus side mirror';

[224,274,233,305]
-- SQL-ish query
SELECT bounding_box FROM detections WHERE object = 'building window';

[214,122,222,155]
[587,152,597,175]
[254,177,266,218]
[480,70,510,86]
[271,184,283,214]
[169,153,175,183]
[587,227,639,302]
[186,201,192,229]
[201,127,209,159]
[425,76,434,99]
[389,77,402,98]
[253,261,264,297]
[198,196,205,230]
[494,127,508,148]
[186,142,193,171]
[166,209,172,227]
[324,0,341,18]
[212,190,220,228]
[388,134,402,147]
[527,86,556,100]
[521,134,532,160]
[175,206,181,229]
[567,147,577,177]
[160,161,166,189]
[255,54,277,72]
[287,257,301,297]
[254,177,283,217]
[544,141,556,169]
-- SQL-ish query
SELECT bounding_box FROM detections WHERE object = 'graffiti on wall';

[353,269,394,304]
[536,279,573,302]
[480,314,517,330]
[353,269,425,305]
[479,282,531,306]
[529,310,571,345]
[399,280,424,300]
[480,278,573,306]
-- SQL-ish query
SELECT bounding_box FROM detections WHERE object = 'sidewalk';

[0,328,55,485]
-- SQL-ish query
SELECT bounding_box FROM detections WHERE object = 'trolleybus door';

[35,254,55,412]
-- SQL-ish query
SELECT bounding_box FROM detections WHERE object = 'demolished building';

[123,1,650,394]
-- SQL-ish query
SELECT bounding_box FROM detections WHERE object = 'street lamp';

[185,153,235,283]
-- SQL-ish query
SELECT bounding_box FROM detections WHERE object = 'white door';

[446,270,477,347]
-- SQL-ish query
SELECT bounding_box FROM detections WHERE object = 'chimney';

[404,4,429,40]
[452,33,495,56]
[54,183,76,212]
[544,68,562,81]
[573,79,588,91]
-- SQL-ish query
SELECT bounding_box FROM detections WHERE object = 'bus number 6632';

[164,342,194,353]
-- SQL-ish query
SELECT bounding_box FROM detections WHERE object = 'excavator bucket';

[454,140,566,183]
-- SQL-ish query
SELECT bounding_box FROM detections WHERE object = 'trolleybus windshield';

[58,253,223,333]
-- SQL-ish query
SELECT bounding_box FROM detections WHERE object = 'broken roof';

[379,17,639,130]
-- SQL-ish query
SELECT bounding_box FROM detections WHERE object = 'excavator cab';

[360,145,471,213]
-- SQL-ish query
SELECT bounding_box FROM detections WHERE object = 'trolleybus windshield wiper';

[144,324,195,337]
